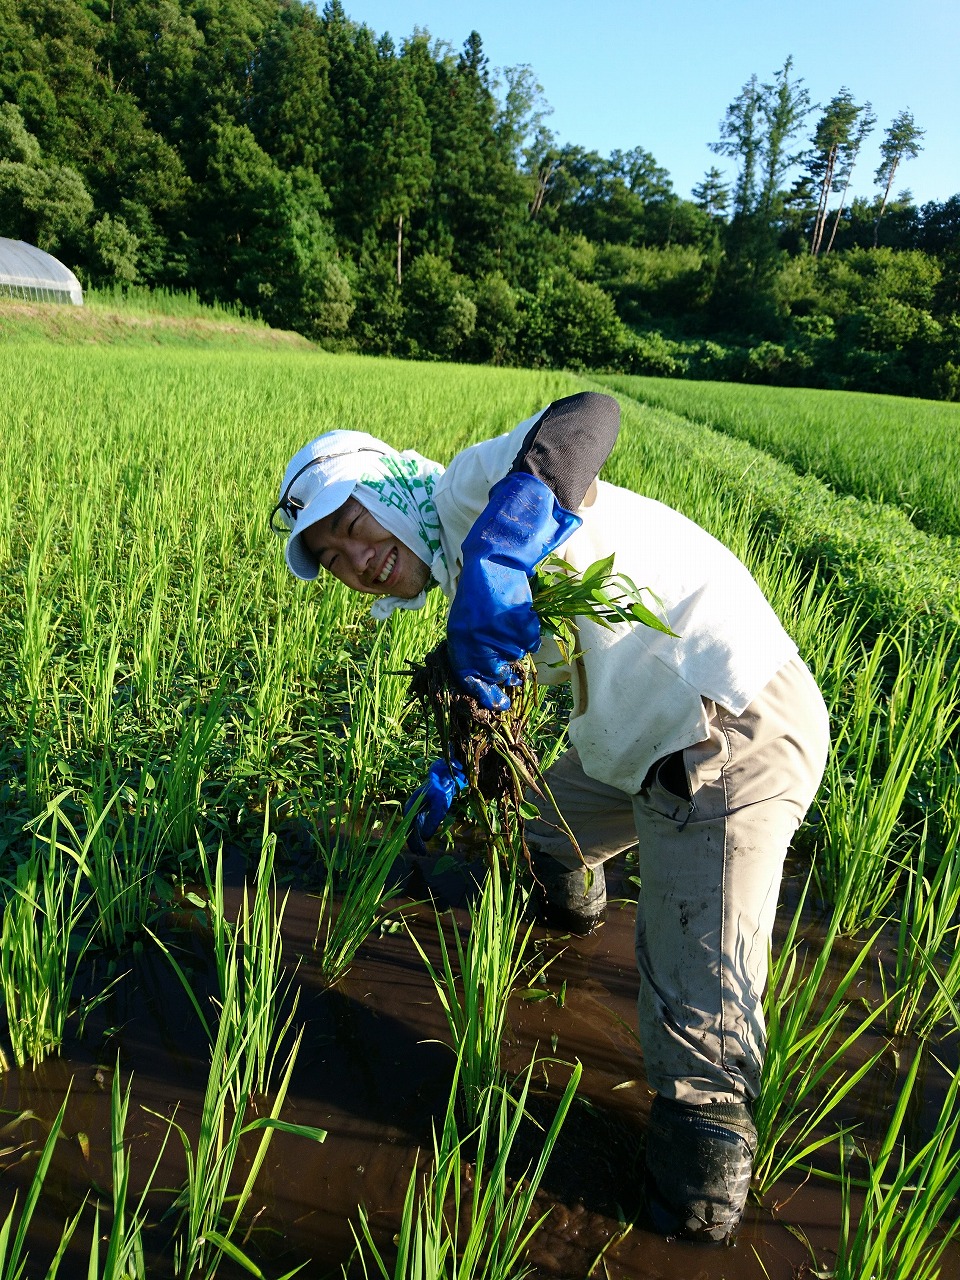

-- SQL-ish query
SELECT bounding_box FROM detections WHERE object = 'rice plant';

[151,963,326,1280]
[0,1091,82,1279]
[312,806,411,987]
[0,805,90,1067]
[18,509,63,707]
[603,383,960,636]
[160,689,228,857]
[815,629,959,934]
[598,374,960,538]
[84,1064,171,1280]
[5,337,960,1273]
[753,873,890,1194]
[306,725,412,986]
[55,768,164,952]
[406,858,550,1125]
[832,1048,960,1280]
[349,1053,582,1280]
[205,821,300,1096]
[151,820,299,1100]
[147,824,326,1276]
[880,776,960,1039]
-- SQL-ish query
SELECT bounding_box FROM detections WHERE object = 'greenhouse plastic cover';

[0,237,83,305]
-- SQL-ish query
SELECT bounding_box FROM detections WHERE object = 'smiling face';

[301,496,432,598]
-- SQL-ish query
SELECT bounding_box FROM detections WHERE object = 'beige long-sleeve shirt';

[433,412,798,794]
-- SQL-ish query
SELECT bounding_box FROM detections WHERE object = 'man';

[272,390,829,1241]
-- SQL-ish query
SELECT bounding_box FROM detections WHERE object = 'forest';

[1,0,958,399]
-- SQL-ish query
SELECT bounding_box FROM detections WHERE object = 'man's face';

[302,496,431,598]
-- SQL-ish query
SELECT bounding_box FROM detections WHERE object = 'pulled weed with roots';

[405,554,675,865]
[406,642,548,863]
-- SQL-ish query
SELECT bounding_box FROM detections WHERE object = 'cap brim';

[285,476,357,580]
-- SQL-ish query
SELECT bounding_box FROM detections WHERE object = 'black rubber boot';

[529,849,606,935]
[644,1094,756,1242]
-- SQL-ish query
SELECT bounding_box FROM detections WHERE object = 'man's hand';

[446,473,581,711]
[404,758,468,856]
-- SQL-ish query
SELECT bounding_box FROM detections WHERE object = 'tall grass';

[753,875,889,1194]
[350,1054,582,1280]
[85,285,264,324]
[833,1048,960,1280]
[407,858,549,1125]
[0,804,90,1067]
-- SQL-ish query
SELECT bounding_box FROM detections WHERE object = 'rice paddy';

[1,332,959,1278]
[597,374,960,538]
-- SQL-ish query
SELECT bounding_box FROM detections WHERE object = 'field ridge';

[0,298,314,350]
[590,377,960,638]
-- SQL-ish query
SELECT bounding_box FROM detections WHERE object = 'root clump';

[406,641,542,849]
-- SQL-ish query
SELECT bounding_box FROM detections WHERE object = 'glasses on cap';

[268,446,386,537]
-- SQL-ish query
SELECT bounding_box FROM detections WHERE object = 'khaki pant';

[525,654,830,1106]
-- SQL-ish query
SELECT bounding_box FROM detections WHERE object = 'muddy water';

[0,846,958,1280]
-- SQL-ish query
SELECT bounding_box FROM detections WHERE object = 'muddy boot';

[530,849,606,935]
[644,1094,756,1242]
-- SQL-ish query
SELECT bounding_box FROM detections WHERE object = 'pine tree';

[712,73,762,222]
[250,1,332,171]
[824,100,875,253]
[756,58,812,228]
[808,89,862,255]
[873,109,924,247]
[692,167,730,219]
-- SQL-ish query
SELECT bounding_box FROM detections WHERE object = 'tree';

[710,72,767,294]
[692,167,730,219]
[824,100,875,254]
[519,268,625,370]
[90,212,139,283]
[369,48,433,284]
[756,58,812,229]
[873,110,924,247]
[468,270,519,364]
[250,1,332,170]
[317,2,382,249]
[0,100,92,252]
[807,89,872,256]
[711,57,812,316]
[528,143,675,247]
[401,251,475,358]
[495,63,552,174]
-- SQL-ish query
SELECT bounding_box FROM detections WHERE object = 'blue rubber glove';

[404,758,468,856]
[446,472,582,711]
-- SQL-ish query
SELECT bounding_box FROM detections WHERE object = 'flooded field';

[2,841,957,1280]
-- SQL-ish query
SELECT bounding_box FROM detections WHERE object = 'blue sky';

[343,0,958,209]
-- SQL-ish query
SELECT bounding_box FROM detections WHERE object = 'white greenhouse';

[0,237,83,305]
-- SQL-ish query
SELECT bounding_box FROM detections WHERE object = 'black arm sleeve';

[507,391,620,510]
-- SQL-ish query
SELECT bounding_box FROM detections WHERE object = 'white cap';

[279,430,390,580]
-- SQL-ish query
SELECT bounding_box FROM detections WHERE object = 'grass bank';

[0,290,313,350]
